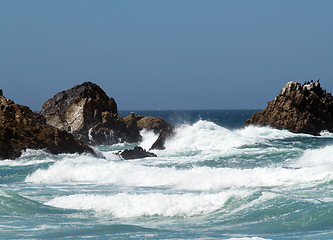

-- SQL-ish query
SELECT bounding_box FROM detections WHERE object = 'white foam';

[164,121,296,153]
[319,130,333,137]
[236,125,296,140]
[139,129,158,150]
[289,145,333,168]
[25,152,333,190]
[0,149,55,166]
[46,191,247,218]
[152,120,300,161]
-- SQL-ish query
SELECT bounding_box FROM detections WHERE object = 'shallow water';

[1,110,333,239]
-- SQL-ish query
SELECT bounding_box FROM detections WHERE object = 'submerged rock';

[245,81,333,135]
[40,82,141,145]
[118,146,157,160]
[0,92,95,160]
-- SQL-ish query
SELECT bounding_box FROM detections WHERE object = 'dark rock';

[0,93,96,160]
[40,82,141,145]
[150,126,175,150]
[123,113,142,143]
[245,81,333,135]
[118,146,157,160]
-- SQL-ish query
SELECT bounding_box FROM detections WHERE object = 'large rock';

[245,81,333,135]
[0,92,95,160]
[40,82,141,144]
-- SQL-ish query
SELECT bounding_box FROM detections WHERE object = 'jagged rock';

[118,146,157,160]
[40,82,141,145]
[245,81,333,135]
[0,93,96,160]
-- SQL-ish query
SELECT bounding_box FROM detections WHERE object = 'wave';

[25,151,333,190]
[143,120,304,161]
[0,189,64,215]
[289,145,333,168]
[165,120,295,150]
[45,190,253,218]
[45,188,333,232]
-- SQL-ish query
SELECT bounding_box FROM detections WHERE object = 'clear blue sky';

[1,0,333,110]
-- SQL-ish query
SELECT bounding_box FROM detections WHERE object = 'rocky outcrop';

[40,82,141,145]
[245,81,333,135]
[118,146,157,160]
[0,92,95,160]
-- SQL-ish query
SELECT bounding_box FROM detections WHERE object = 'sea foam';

[46,191,249,218]
[25,154,333,190]
[158,120,298,158]
[289,145,333,168]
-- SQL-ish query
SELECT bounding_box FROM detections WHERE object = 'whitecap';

[25,155,333,190]
[45,190,249,218]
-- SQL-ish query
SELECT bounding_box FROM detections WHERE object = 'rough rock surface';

[0,92,95,160]
[137,116,171,134]
[245,81,333,135]
[40,82,141,145]
[118,146,157,160]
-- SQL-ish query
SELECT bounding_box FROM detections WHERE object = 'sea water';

[1,110,333,239]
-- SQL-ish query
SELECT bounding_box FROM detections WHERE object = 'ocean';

[1,110,333,239]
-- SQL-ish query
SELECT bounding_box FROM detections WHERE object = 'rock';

[136,116,175,150]
[244,81,333,135]
[0,93,96,160]
[40,82,174,148]
[137,116,171,134]
[123,113,142,143]
[40,82,141,145]
[118,146,157,160]
[150,126,175,150]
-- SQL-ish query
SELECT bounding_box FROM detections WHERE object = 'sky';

[1,0,333,110]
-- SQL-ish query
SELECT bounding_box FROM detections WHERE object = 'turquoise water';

[1,110,333,239]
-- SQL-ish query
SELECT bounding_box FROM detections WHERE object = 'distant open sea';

[2,110,333,239]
